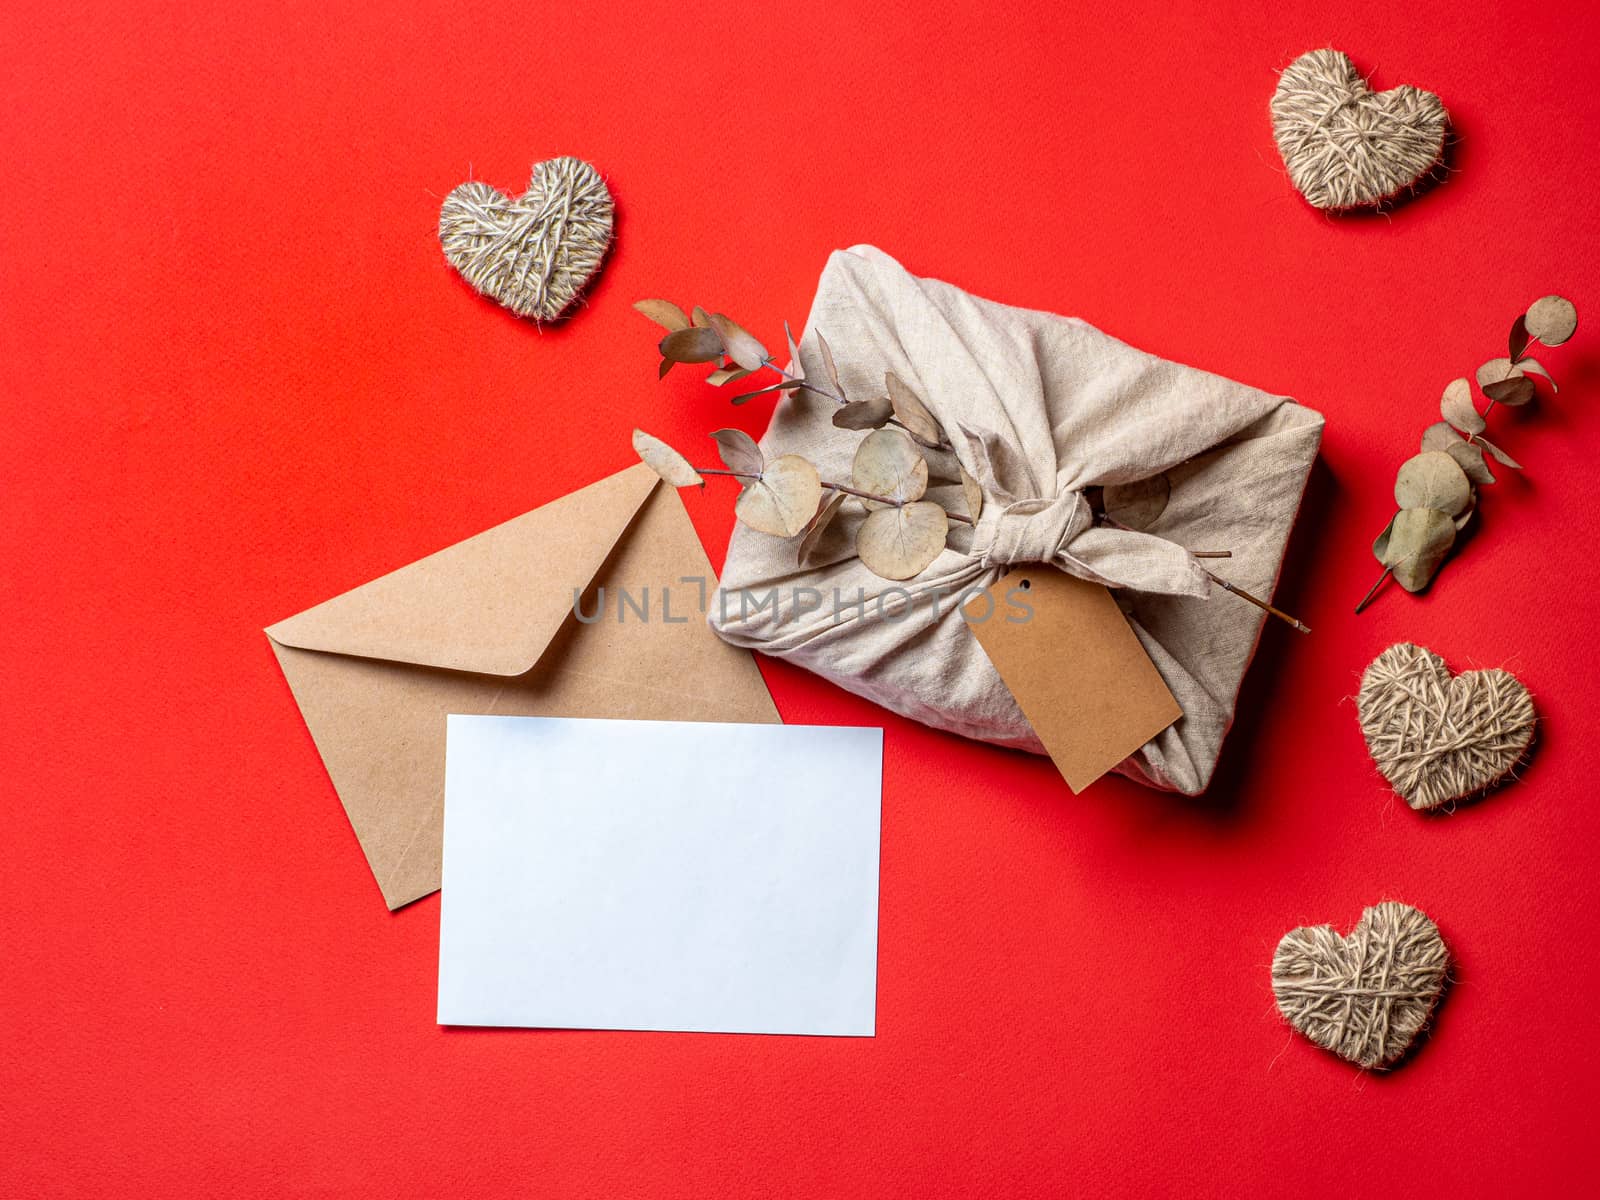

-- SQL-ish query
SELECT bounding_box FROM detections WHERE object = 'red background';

[5,0,1599,1194]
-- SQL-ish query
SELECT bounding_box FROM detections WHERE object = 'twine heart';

[1271,49,1448,210]
[1272,901,1448,1070]
[438,156,613,320]
[1358,643,1535,811]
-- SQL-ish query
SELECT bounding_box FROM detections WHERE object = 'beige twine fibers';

[1357,643,1536,811]
[1271,48,1448,210]
[1272,902,1448,1070]
[439,156,613,320]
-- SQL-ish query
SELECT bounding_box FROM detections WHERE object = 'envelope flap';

[265,464,659,675]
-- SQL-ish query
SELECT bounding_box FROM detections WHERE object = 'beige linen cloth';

[710,246,1324,794]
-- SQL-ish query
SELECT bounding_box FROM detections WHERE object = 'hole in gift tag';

[1018,578,1031,590]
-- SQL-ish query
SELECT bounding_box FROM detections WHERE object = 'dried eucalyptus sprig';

[1356,295,1577,614]
[633,426,972,579]
[632,299,1310,629]
[636,298,952,448]
[633,298,973,579]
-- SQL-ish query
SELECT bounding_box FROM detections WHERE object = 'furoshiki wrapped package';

[710,246,1323,795]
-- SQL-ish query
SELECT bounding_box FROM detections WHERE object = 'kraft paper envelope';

[266,463,780,910]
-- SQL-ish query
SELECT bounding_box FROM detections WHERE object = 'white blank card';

[438,716,883,1036]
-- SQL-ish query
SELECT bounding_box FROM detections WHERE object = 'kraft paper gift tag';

[966,572,1180,792]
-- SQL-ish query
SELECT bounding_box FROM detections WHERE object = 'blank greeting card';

[438,715,883,1036]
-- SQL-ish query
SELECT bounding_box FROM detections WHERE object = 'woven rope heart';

[438,156,613,320]
[1358,643,1535,811]
[1272,901,1448,1070]
[1271,49,1448,210]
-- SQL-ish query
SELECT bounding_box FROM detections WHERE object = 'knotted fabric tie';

[959,422,1213,599]
[976,488,1211,600]
[981,491,1093,568]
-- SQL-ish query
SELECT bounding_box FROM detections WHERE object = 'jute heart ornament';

[1358,643,1535,811]
[1272,901,1448,1069]
[439,156,613,320]
[1271,49,1448,210]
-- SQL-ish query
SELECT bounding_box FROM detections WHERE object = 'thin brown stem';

[762,359,845,405]
[1096,514,1304,630]
[1354,565,1394,615]
[1207,572,1311,634]
[762,358,954,451]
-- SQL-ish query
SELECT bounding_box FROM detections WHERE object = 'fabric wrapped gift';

[709,246,1324,795]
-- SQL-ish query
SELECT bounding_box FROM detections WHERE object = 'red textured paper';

[5,2,1599,1195]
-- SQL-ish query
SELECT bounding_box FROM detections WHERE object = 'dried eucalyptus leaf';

[634,299,690,332]
[959,465,984,523]
[1394,450,1471,516]
[817,331,842,395]
[705,313,769,371]
[733,454,821,537]
[658,358,674,379]
[833,395,894,430]
[1509,313,1531,362]
[710,428,764,477]
[1422,422,1494,484]
[632,429,702,488]
[660,326,724,364]
[1383,507,1456,592]
[1104,474,1171,530]
[784,321,802,369]
[1440,377,1484,434]
[1514,356,1557,391]
[1482,375,1536,406]
[797,490,848,565]
[852,427,928,509]
[730,378,806,406]
[884,372,945,448]
[1477,437,1522,469]
[856,501,949,580]
[799,487,839,536]
[1454,504,1475,534]
[1525,295,1577,346]
[706,366,752,387]
[1372,513,1396,563]
[1420,421,1460,453]
[691,305,711,328]
[1476,357,1521,388]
